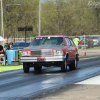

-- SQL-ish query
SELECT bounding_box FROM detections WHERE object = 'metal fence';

[4,35,100,50]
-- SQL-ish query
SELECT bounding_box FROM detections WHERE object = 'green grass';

[0,65,23,72]
[79,46,100,50]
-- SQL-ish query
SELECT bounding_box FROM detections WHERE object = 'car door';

[65,37,73,62]
[68,38,76,60]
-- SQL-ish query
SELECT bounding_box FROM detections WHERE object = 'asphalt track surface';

[33,49,100,100]
[0,55,100,100]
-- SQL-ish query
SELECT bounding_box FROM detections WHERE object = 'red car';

[20,35,79,73]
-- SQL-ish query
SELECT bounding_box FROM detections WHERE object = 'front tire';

[61,59,67,72]
[23,62,30,73]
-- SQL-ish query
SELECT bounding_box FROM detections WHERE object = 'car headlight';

[22,51,30,56]
[54,50,63,56]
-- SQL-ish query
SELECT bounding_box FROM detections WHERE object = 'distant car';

[78,35,94,49]
[10,41,30,51]
[20,35,79,73]
[91,36,100,46]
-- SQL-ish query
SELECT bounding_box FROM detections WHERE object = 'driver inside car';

[57,37,63,45]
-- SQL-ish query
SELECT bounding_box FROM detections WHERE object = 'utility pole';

[39,0,41,36]
[1,0,4,38]
[1,0,4,46]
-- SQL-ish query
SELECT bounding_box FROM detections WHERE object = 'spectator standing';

[73,36,79,49]
[0,45,5,63]
[10,42,13,48]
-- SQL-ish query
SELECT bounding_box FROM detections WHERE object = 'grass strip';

[0,65,23,72]
[79,46,100,50]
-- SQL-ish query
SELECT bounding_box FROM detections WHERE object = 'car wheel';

[88,44,90,48]
[69,57,78,70]
[34,66,42,71]
[23,62,30,73]
[61,58,67,72]
[92,44,94,48]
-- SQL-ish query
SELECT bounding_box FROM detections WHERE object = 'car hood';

[23,44,65,50]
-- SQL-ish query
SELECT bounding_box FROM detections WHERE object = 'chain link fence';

[4,35,100,50]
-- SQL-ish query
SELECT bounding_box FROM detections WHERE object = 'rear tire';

[92,44,94,48]
[69,57,78,70]
[23,62,30,73]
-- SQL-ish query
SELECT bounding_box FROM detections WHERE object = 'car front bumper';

[20,56,65,62]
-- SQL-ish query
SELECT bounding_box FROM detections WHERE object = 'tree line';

[1,0,100,39]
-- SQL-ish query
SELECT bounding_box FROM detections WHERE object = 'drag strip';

[0,56,100,100]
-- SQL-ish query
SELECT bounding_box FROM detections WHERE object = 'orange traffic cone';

[84,52,86,56]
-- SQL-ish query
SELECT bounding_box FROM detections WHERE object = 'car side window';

[68,38,72,46]
[65,38,71,46]
[68,38,75,47]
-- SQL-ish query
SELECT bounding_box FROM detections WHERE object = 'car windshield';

[13,42,30,47]
[30,37,66,46]
[91,36,99,39]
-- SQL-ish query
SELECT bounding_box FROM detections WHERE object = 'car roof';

[34,35,69,38]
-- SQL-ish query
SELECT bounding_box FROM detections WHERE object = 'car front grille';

[31,50,53,56]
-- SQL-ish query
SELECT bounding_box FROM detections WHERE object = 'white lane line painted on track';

[75,75,100,85]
